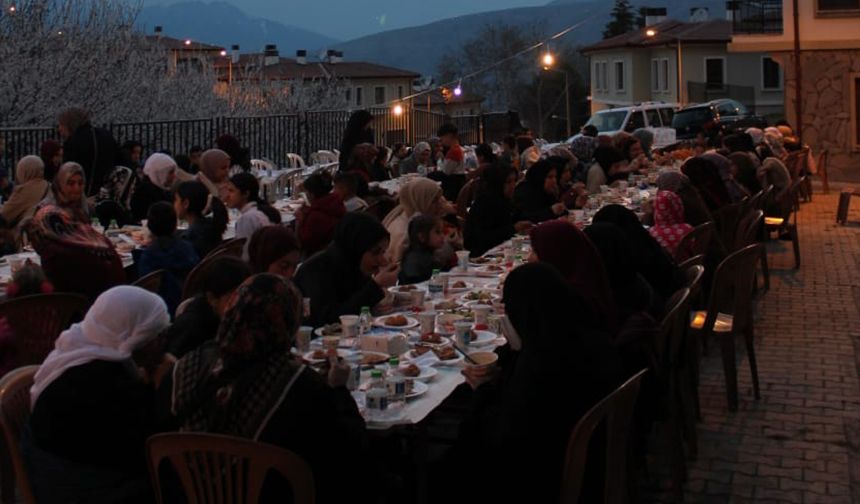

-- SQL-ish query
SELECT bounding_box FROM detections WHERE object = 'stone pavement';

[647,190,860,503]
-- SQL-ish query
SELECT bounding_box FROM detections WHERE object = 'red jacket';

[298,193,347,256]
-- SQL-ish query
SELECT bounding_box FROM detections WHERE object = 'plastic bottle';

[428,269,443,299]
[108,219,119,231]
[385,357,406,409]
[91,218,104,234]
[365,370,389,419]
[359,306,372,337]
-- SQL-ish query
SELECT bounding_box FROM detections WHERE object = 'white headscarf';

[30,286,169,406]
[143,153,177,189]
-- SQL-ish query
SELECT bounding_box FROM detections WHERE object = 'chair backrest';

[744,189,765,216]
[657,288,692,370]
[676,254,704,272]
[0,294,89,366]
[734,209,764,251]
[250,159,275,172]
[147,432,315,504]
[560,368,648,504]
[701,244,761,336]
[181,241,244,301]
[0,366,39,504]
[774,178,803,224]
[455,178,480,219]
[674,221,715,263]
[758,185,774,212]
[132,269,166,295]
[286,154,306,168]
[711,199,746,252]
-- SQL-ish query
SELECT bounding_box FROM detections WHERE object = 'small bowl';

[466,351,498,369]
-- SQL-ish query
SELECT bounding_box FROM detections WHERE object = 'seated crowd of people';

[0,106,808,503]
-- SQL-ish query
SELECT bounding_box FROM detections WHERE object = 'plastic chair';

[674,221,715,263]
[764,179,802,269]
[455,178,479,219]
[711,199,746,253]
[181,240,245,301]
[689,244,763,411]
[676,254,704,273]
[132,269,165,295]
[0,293,89,366]
[208,238,247,259]
[0,366,39,504]
[286,153,306,168]
[735,210,764,252]
[560,368,647,504]
[147,432,315,504]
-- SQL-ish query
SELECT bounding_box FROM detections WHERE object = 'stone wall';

[774,50,860,182]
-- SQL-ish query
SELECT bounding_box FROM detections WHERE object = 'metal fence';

[687,82,757,112]
[0,109,493,168]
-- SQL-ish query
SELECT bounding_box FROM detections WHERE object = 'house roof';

[581,19,731,53]
[145,35,225,52]
[217,55,420,80]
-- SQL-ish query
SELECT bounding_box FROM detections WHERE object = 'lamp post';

[645,28,684,106]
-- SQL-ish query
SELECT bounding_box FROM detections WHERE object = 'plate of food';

[313,323,343,338]
[433,300,461,311]
[459,291,501,304]
[302,348,354,364]
[446,279,472,293]
[358,351,390,366]
[394,363,438,382]
[406,380,429,399]
[475,264,506,275]
[373,314,419,330]
[467,330,498,347]
[405,344,464,365]
[388,284,424,294]
[417,332,448,344]
[469,256,502,266]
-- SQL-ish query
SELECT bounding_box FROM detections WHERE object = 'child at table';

[136,201,200,316]
[332,172,368,212]
[398,214,447,285]
[0,263,54,376]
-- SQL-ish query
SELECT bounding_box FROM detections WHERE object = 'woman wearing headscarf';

[681,156,731,211]
[397,141,431,175]
[295,213,397,327]
[338,110,374,169]
[649,191,694,258]
[451,262,621,504]
[130,153,177,221]
[167,274,371,503]
[39,139,63,182]
[592,204,680,303]
[631,128,655,160]
[464,162,532,257]
[248,225,301,278]
[529,220,618,331]
[700,152,749,202]
[37,162,90,222]
[764,127,788,160]
[728,152,763,195]
[512,159,566,223]
[24,286,171,504]
[655,171,713,226]
[382,177,446,261]
[586,145,627,194]
[1,156,50,228]
[28,204,125,302]
[758,156,792,196]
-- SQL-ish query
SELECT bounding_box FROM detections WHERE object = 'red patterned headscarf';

[649,190,693,257]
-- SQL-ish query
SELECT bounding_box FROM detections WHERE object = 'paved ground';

[646,190,860,503]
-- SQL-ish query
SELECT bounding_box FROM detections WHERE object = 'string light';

[220,50,227,56]
[542,51,554,69]
[645,28,657,37]
[184,39,192,46]
[8,5,16,12]
[392,104,404,116]
[453,79,463,97]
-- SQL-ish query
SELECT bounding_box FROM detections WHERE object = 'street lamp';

[538,50,571,139]
[645,28,684,106]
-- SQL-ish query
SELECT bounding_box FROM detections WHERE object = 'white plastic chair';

[286,153,306,168]
[251,159,276,172]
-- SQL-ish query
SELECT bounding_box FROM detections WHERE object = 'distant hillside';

[334,0,727,76]
[137,1,339,55]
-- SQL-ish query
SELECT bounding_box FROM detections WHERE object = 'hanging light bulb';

[392,103,404,116]
[542,51,555,69]
[453,79,463,97]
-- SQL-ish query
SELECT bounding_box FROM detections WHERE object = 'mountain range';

[140,0,728,76]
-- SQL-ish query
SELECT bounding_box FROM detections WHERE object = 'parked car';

[672,99,767,140]
[566,102,678,148]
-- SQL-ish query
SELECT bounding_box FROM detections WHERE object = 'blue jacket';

[136,237,199,316]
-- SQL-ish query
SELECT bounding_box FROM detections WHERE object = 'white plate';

[395,365,438,382]
[313,324,343,338]
[407,380,429,399]
[445,281,473,293]
[474,265,506,275]
[468,330,498,346]
[302,349,354,364]
[387,285,426,295]
[458,291,501,304]
[358,351,390,366]
[373,314,419,330]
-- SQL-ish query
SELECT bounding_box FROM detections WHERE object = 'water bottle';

[91,218,104,234]
[365,370,389,420]
[108,219,119,231]
[427,269,443,299]
[359,306,372,337]
[386,357,406,409]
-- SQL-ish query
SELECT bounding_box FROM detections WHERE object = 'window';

[593,62,600,91]
[659,107,674,125]
[355,87,363,106]
[614,61,625,92]
[624,111,645,132]
[602,62,608,91]
[345,88,351,103]
[652,60,660,92]
[645,108,662,127]
[704,57,725,90]
[661,59,669,91]
[762,57,782,90]
[397,85,403,99]
[374,86,385,105]
[817,0,860,15]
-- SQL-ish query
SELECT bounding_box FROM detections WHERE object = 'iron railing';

[1,110,495,168]
[731,0,783,35]
[687,81,757,112]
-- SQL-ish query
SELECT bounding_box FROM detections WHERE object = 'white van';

[567,102,678,148]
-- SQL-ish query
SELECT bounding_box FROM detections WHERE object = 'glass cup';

[456,250,470,271]
[295,326,313,352]
[417,311,437,335]
[339,315,360,338]
[454,321,473,347]
[471,304,492,326]
[410,290,426,309]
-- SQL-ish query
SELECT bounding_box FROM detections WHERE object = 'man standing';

[57,107,118,198]
[436,123,465,201]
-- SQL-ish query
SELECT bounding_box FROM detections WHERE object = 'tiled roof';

[581,19,731,53]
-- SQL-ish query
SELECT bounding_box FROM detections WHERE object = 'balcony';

[731,0,784,34]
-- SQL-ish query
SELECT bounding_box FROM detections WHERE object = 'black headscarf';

[593,145,626,181]
[338,110,374,167]
[681,156,731,211]
[592,205,679,301]
[729,152,762,194]
[331,212,389,271]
